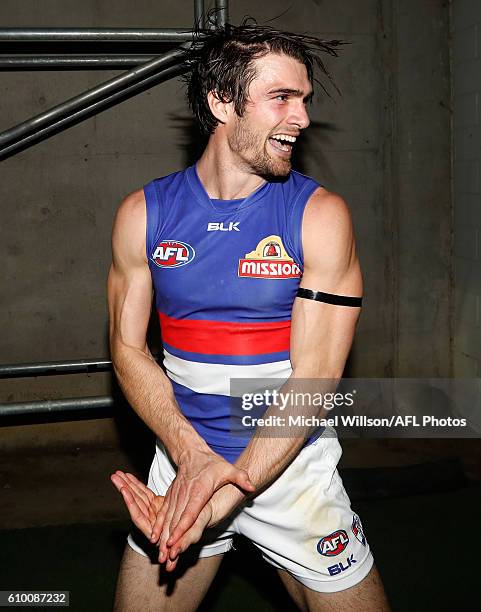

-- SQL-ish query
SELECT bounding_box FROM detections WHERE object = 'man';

[108,22,390,611]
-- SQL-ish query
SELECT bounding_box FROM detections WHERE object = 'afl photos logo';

[238,235,301,279]
[317,530,350,557]
[151,240,195,268]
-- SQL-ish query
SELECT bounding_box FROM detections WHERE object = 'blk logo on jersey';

[351,514,366,546]
[207,222,240,232]
[317,530,349,557]
[151,240,195,268]
[238,235,301,279]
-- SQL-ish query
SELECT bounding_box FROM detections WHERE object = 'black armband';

[297,287,362,307]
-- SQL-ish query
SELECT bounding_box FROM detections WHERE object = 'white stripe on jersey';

[163,348,292,396]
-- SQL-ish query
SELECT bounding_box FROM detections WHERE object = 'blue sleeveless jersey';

[145,164,319,462]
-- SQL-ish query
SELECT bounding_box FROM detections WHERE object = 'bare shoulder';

[115,188,146,226]
[301,187,359,287]
[303,187,353,240]
[112,188,147,264]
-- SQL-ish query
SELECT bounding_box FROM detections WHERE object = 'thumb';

[233,468,256,492]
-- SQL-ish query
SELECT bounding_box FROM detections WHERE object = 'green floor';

[1,484,480,611]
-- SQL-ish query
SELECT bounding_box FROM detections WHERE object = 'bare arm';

[109,190,254,567]
[108,189,209,461]
[234,187,362,483]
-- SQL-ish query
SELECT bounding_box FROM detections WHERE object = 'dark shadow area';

[1,481,480,611]
[198,537,299,612]
[0,406,115,428]
[168,113,209,167]
[340,457,468,500]
[291,118,340,177]
[0,41,182,58]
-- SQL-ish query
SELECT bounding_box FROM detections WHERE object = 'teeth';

[271,134,297,143]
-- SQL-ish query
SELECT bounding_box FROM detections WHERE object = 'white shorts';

[127,433,374,593]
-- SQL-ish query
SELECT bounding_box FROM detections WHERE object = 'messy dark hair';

[183,17,348,134]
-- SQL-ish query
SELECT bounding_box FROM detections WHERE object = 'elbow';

[109,338,125,379]
[109,333,122,366]
[110,335,151,373]
[292,361,345,382]
[109,335,134,376]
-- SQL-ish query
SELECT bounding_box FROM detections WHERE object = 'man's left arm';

[232,188,362,488]
[164,188,363,558]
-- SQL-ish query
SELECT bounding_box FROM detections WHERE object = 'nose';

[289,100,310,130]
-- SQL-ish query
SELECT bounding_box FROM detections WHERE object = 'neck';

[196,135,266,200]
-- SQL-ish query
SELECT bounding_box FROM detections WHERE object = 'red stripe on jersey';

[158,311,291,355]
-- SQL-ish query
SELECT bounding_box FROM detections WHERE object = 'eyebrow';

[267,88,314,102]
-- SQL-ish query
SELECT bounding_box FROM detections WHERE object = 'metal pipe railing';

[195,0,205,29]
[215,0,229,27]
[0,396,114,417]
[0,0,222,159]
[0,358,113,378]
[0,28,194,42]
[0,56,158,69]
[0,46,188,151]
[0,61,187,159]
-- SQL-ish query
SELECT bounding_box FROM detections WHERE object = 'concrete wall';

[391,0,452,376]
[452,1,481,376]
[0,0,456,526]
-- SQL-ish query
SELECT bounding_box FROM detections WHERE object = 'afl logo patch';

[317,530,349,557]
[238,235,301,279]
[151,240,195,268]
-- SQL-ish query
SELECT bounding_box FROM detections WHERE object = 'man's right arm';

[108,190,255,558]
[108,189,212,462]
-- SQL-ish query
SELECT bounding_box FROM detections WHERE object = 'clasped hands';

[111,448,255,572]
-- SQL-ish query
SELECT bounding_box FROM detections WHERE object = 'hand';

[111,470,212,571]
[111,471,161,539]
[151,448,255,563]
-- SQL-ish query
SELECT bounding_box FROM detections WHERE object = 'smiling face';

[226,52,313,178]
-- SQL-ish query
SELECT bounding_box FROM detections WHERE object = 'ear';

[207,90,233,126]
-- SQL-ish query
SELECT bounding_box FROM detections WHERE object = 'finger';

[119,487,152,538]
[165,556,178,572]
[147,504,157,524]
[111,474,153,519]
[121,474,154,509]
[124,473,156,503]
[165,484,199,546]
[231,468,256,492]
[150,487,172,543]
[113,470,136,487]
[167,479,218,546]
[111,472,126,492]
[113,473,151,509]
[158,486,180,562]
[169,520,204,560]
[167,500,205,547]
[170,501,212,558]
[214,466,255,492]
[111,471,136,491]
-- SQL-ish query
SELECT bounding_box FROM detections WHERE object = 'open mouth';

[268,133,297,155]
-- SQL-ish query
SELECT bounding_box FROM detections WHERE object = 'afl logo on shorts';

[317,530,349,557]
[238,235,301,279]
[351,514,366,546]
[151,240,195,268]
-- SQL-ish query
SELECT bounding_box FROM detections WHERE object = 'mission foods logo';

[238,235,301,279]
[151,240,195,268]
[317,530,349,557]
